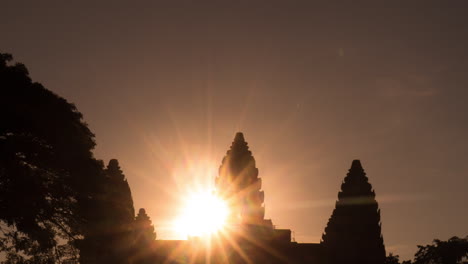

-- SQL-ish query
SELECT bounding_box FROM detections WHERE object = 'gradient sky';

[2,1,468,260]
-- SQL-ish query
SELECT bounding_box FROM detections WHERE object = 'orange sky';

[2,1,468,260]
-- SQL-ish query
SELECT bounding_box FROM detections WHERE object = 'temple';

[216,132,267,226]
[322,160,386,264]
[148,132,386,264]
[215,132,291,244]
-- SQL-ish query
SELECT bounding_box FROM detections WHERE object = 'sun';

[174,191,229,238]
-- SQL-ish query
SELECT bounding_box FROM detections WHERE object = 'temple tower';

[216,132,268,226]
[322,160,386,264]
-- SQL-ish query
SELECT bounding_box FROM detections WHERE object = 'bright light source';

[174,191,229,238]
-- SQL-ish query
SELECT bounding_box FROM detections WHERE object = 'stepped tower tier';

[322,160,386,264]
[216,132,267,226]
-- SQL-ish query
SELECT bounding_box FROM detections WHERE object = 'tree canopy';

[386,237,468,264]
[0,53,157,264]
[0,53,107,262]
[413,236,468,264]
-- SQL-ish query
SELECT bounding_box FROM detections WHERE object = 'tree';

[386,253,413,264]
[386,253,403,264]
[413,236,468,264]
[322,160,386,264]
[0,53,104,262]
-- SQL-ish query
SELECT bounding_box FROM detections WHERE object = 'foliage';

[387,237,468,264]
[385,253,413,264]
[412,236,468,264]
[386,253,403,264]
[0,52,107,262]
[0,230,78,264]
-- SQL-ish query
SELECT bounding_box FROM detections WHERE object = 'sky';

[2,1,468,260]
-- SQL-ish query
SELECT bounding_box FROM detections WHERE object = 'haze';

[2,1,467,260]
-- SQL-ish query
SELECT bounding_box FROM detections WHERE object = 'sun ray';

[173,191,229,238]
[212,232,230,263]
[217,229,254,264]
[234,226,289,263]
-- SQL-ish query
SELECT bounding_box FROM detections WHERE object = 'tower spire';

[216,132,266,225]
[322,160,386,264]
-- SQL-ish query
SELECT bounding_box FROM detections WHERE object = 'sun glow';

[174,191,229,238]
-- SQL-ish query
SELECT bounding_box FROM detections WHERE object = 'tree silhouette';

[386,253,404,264]
[412,236,468,264]
[0,52,103,262]
[322,160,386,264]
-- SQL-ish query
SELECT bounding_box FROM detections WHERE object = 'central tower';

[216,132,267,226]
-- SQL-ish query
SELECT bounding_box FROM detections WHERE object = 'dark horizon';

[2,1,468,260]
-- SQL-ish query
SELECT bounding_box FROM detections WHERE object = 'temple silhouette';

[149,132,386,264]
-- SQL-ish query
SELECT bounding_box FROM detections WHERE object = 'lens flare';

[174,191,229,238]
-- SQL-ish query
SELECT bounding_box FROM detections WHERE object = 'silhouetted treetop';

[413,236,468,264]
[0,52,104,262]
[385,253,402,264]
[1,53,95,155]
